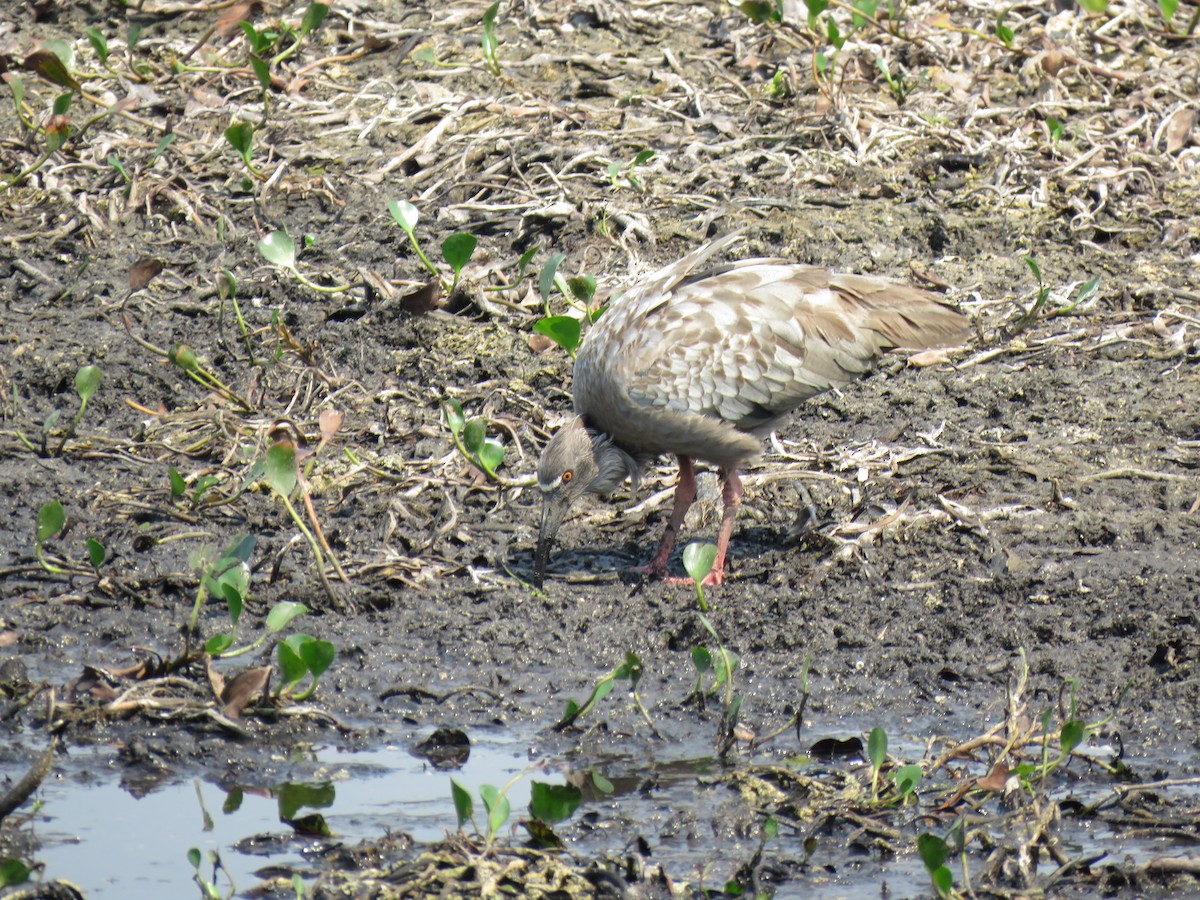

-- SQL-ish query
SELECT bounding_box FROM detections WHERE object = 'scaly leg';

[705,467,744,586]
[630,455,697,577]
[662,466,744,586]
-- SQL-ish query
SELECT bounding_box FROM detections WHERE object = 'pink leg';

[662,466,744,586]
[706,468,744,586]
[631,455,697,577]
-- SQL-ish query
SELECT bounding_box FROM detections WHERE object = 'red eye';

[561,471,573,484]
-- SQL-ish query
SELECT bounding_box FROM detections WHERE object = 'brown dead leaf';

[527,332,555,353]
[216,2,257,38]
[975,762,1010,793]
[1164,107,1196,155]
[220,666,271,718]
[318,409,344,453]
[399,279,443,315]
[24,49,80,91]
[129,257,164,292]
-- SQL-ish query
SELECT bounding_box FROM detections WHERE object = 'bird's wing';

[618,262,967,432]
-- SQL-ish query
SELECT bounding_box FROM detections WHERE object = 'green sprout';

[555,652,659,735]
[167,343,253,411]
[257,229,352,294]
[35,501,67,575]
[387,200,478,293]
[532,254,601,359]
[442,399,506,481]
[53,364,101,455]
[917,832,955,899]
[225,121,261,179]
[271,2,329,66]
[186,848,223,900]
[606,149,656,191]
[481,2,501,76]
[276,632,336,700]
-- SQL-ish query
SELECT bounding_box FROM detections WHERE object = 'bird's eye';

[561,471,573,484]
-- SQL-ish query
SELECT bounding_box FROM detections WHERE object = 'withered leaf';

[129,257,164,292]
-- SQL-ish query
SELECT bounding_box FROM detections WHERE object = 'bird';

[533,232,970,587]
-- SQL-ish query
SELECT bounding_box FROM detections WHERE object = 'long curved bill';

[533,495,569,588]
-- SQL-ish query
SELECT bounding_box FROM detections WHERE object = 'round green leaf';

[75,365,101,403]
[37,501,65,544]
[462,418,486,454]
[478,437,504,476]
[450,779,474,827]
[86,537,106,568]
[277,639,307,686]
[529,781,581,824]
[532,315,581,354]
[442,398,465,434]
[265,600,308,632]
[682,542,717,582]
[257,230,296,268]
[387,199,418,235]
[263,443,297,496]
[867,726,888,770]
[441,232,477,275]
[298,636,336,678]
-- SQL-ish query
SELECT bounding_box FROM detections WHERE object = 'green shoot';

[867,726,887,799]
[257,229,351,294]
[272,3,330,67]
[555,652,659,735]
[532,316,581,358]
[442,399,506,481]
[224,121,261,178]
[261,441,340,603]
[187,848,223,900]
[994,9,1014,46]
[441,231,477,293]
[606,149,655,191]
[35,501,67,574]
[481,2,501,76]
[682,541,717,610]
[167,343,253,411]
[276,632,336,700]
[739,0,784,24]
[917,832,954,899]
[0,858,32,889]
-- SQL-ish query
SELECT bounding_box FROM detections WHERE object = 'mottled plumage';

[534,232,970,586]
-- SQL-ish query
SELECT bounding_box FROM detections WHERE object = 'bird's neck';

[587,428,641,496]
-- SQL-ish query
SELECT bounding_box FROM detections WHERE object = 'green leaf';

[258,230,297,269]
[478,437,504,476]
[892,764,923,797]
[451,779,474,828]
[529,782,582,823]
[1060,719,1085,754]
[481,2,500,73]
[86,537,105,568]
[517,246,537,273]
[266,600,308,632]
[479,783,510,836]
[75,365,102,403]
[219,577,243,625]
[249,54,271,91]
[442,399,465,435]
[826,17,843,49]
[917,832,950,873]
[441,232,477,275]
[1159,0,1179,21]
[691,645,712,672]
[1023,255,1043,284]
[277,639,308,686]
[297,635,336,678]
[300,2,330,35]
[1046,117,1064,141]
[192,474,220,503]
[186,848,202,870]
[804,0,829,29]
[591,771,614,793]
[682,542,717,582]
[168,467,187,498]
[205,633,233,655]
[37,501,65,544]
[1076,275,1100,304]
[224,121,255,162]
[1077,0,1108,12]
[932,866,954,897]
[387,199,418,235]
[153,132,176,162]
[87,27,109,64]
[538,252,566,304]
[867,726,888,771]
[532,315,581,354]
[462,418,486,454]
[566,275,596,307]
[763,815,778,839]
[994,11,1014,46]
[739,0,782,23]
[264,442,298,496]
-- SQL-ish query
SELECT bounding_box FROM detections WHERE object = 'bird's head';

[533,416,639,587]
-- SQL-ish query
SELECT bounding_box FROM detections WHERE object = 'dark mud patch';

[2,0,1200,896]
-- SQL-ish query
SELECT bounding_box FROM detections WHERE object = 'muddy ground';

[1,0,1199,896]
